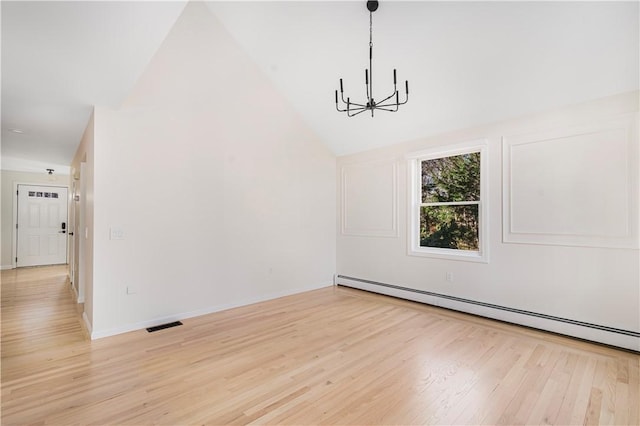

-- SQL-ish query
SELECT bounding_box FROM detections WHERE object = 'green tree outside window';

[420,153,480,250]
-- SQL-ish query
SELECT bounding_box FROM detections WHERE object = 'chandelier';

[335,0,409,117]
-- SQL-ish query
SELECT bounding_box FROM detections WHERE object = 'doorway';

[16,184,69,267]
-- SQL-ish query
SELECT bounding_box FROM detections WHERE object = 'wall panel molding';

[502,113,639,248]
[341,159,398,238]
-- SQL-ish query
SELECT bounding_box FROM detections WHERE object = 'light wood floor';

[1,266,638,425]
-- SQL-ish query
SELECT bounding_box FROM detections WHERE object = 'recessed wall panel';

[503,114,638,248]
[341,160,398,237]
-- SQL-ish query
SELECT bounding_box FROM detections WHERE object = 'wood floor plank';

[2,265,639,425]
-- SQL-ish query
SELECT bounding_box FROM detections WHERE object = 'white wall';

[337,91,640,350]
[87,3,335,337]
[0,170,70,269]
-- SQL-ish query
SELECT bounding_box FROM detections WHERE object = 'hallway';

[1,265,86,360]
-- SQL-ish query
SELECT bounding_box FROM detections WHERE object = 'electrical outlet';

[126,285,137,295]
[445,272,454,282]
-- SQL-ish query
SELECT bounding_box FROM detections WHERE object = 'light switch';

[110,227,125,240]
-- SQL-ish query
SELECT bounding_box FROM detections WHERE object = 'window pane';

[421,153,480,203]
[420,205,479,250]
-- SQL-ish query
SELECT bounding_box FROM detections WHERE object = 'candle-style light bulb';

[340,78,344,93]
[393,69,397,85]
[405,80,409,94]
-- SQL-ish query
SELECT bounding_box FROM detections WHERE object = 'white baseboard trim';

[1,265,14,270]
[82,311,93,336]
[90,281,332,340]
[336,275,640,352]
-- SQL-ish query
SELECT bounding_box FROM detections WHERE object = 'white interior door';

[17,185,69,267]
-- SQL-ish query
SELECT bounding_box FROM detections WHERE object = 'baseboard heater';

[336,275,639,352]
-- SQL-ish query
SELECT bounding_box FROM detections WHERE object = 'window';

[407,140,488,262]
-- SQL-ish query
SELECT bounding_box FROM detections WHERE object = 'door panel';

[29,204,41,227]
[48,205,60,227]
[48,235,58,254]
[17,185,68,267]
[27,236,40,256]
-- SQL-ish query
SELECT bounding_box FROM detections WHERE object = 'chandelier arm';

[348,108,369,117]
[339,84,348,104]
[341,99,368,108]
[346,97,367,113]
[344,101,367,108]
[389,84,409,106]
[340,90,349,105]
[399,80,409,104]
[376,90,398,105]
[377,92,398,108]
[336,95,348,111]
[374,102,398,109]
[372,106,398,112]
[347,103,368,111]
[335,90,344,111]
[347,104,367,117]
[339,90,367,107]
[378,92,399,111]
[396,92,409,105]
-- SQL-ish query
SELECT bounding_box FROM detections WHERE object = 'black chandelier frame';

[335,0,409,117]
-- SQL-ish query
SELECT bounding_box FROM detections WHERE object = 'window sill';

[408,247,489,263]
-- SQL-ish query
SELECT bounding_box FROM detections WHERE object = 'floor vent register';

[146,321,183,333]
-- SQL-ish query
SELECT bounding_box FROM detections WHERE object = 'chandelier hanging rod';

[335,0,409,117]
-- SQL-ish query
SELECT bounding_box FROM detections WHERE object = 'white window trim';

[406,139,489,263]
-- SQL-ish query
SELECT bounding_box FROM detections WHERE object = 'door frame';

[12,182,70,269]
[77,162,86,303]
[69,179,77,297]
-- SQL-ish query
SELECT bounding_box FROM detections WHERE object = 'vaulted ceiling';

[2,1,638,170]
